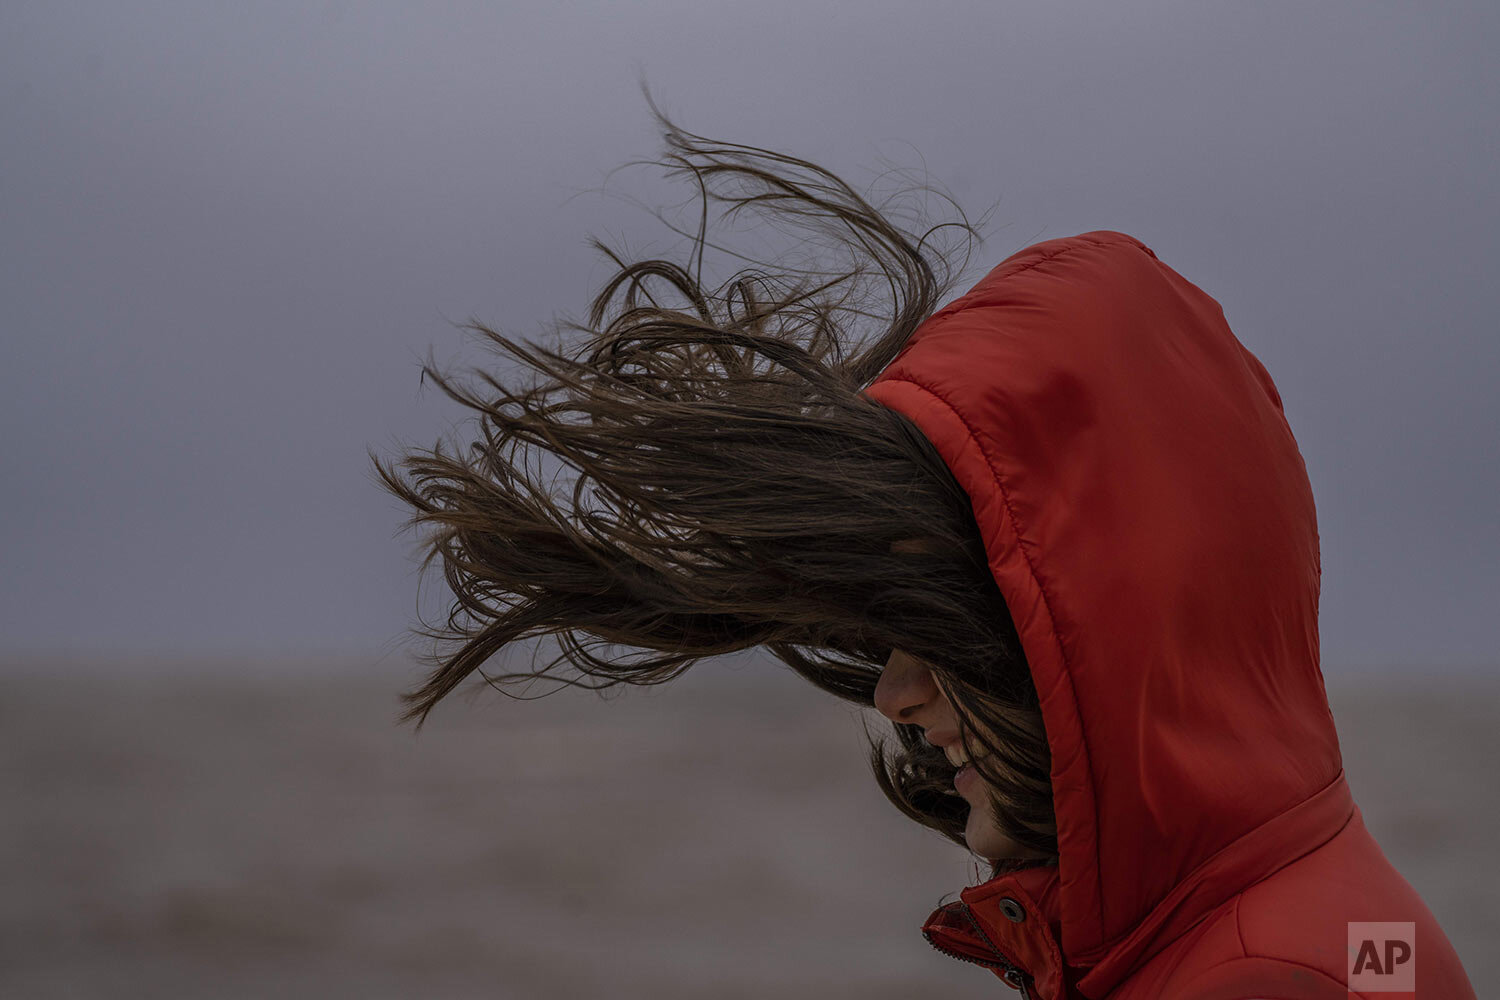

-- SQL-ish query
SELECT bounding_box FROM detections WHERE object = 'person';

[374,105,1476,997]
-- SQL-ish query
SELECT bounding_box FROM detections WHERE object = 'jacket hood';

[862,231,1350,995]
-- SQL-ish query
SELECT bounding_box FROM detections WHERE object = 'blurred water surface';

[1,657,1493,998]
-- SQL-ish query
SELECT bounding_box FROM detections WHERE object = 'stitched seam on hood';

[996,234,1148,281]
[912,235,1151,334]
[942,234,1155,315]
[1234,893,1247,958]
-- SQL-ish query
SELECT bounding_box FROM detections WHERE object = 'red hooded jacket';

[862,232,1475,998]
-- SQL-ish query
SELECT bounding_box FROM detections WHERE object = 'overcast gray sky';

[1,1,1495,673]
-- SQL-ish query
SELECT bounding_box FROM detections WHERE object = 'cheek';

[928,681,963,723]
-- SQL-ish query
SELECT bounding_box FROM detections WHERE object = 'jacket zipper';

[922,900,1036,998]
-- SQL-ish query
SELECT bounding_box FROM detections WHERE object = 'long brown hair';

[372,97,1058,873]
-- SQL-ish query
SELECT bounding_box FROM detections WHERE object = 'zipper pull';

[921,899,1037,995]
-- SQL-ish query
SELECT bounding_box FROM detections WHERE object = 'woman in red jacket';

[376,108,1476,998]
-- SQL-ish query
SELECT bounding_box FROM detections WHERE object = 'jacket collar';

[922,772,1355,998]
[923,863,1071,998]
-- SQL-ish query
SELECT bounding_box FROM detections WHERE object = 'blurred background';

[2,2,1495,997]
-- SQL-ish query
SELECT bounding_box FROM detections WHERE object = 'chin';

[966,817,1020,862]
[966,805,1049,863]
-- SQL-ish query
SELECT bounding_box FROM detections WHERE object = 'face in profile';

[874,646,1050,863]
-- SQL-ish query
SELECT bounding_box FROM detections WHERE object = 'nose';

[874,648,940,724]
